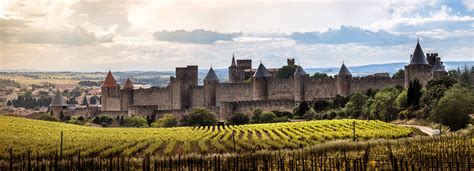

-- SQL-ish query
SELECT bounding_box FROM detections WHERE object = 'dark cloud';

[290,26,412,46]
[153,29,241,44]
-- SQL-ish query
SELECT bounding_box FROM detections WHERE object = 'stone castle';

[51,40,448,119]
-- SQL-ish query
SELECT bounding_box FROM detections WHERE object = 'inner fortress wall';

[303,78,337,100]
[133,87,172,110]
[216,83,253,103]
[351,77,404,93]
[190,86,204,107]
[267,78,294,100]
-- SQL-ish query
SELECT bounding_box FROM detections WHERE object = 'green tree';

[364,87,401,121]
[311,73,331,79]
[392,69,404,78]
[93,115,113,127]
[395,90,408,109]
[276,65,297,79]
[459,65,472,87]
[82,96,89,107]
[344,93,368,118]
[303,108,316,120]
[332,95,348,108]
[251,108,263,123]
[152,114,178,127]
[260,111,276,123]
[433,84,473,131]
[89,96,97,105]
[181,108,217,126]
[313,100,331,112]
[228,113,250,125]
[122,116,148,127]
[407,79,422,107]
[295,101,310,116]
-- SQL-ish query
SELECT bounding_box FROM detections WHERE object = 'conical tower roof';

[432,58,446,72]
[253,62,272,78]
[102,70,118,88]
[409,39,429,65]
[50,90,67,107]
[338,63,352,76]
[231,54,236,67]
[204,67,219,81]
[123,78,134,90]
[294,65,308,76]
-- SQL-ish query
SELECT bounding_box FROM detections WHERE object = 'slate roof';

[50,90,67,107]
[338,63,352,76]
[432,58,446,72]
[102,70,118,88]
[123,78,134,90]
[294,65,308,76]
[204,67,219,81]
[409,41,430,65]
[253,62,272,77]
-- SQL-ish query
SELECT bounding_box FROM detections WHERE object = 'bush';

[36,113,59,122]
[294,101,310,116]
[273,116,289,122]
[272,110,293,119]
[433,84,473,131]
[260,112,276,123]
[66,116,86,125]
[152,114,178,128]
[93,115,113,127]
[181,108,217,126]
[122,116,148,127]
[228,113,250,125]
[303,108,316,120]
[251,108,263,123]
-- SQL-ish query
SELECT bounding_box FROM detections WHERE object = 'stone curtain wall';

[351,77,404,93]
[133,87,172,109]
[216,83,253,103]
[267,78,294,100]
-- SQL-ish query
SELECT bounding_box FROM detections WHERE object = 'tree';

[392,69,404,78]
[228,113,250,125]
[313,100,331,112]
[6,100,11,106]
[295,101,310,116]
[89,96,97,105]
[344,93,368,118]
[122,116,148,127]
[82,96,89,107]
[152,114,178,127]
[93,115,113,127]
[311,73,331,79]
[363,87,401,121]
[276,65,297,79]
[181,108,217,126]
[407,79,422,107]
[251,108,263,123]
[260,112,276,123]
[433,84,473,131]
[332,95,348,108]
[303,108,316,120]
[365,89,377,98]
[395,90,408,109]
[459,65,472,87]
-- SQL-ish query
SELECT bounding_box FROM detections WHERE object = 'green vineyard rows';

[0,116,412,160]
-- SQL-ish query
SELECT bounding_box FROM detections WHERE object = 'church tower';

[336,62,352,96]
[293,65,309,102]
[204,67,219,107]
[253,62,272,100]
[404,39,432,87]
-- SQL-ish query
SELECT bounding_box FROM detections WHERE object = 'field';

[1,115,472,170]
[0,75,79,85]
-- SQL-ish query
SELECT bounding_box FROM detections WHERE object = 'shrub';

[36,113,59,122]
[303,108,316,120]
[260,112,276,123]
[272,110,293,119]
[181,108,217,126]
[152,114,178,128]
[251,108,263,123]
[122,116,148,127]
[93,115,113,127]
[273,116,289,122]
[433,84,473,131]
[228,113,250,125]
[66,116,85,125]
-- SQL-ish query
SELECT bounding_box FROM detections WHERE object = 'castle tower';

[253,62,272,100]
[336,62,352,96]
[50,90,67,119]
[293,65,309,102]
[432,57,447,80]
[101,70,121,111]
[404,39,432,87]
[120,78,134,111]
[204,67,219,106]
[229,54,238,83]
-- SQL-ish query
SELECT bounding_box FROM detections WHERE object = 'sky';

[0,0,473,71]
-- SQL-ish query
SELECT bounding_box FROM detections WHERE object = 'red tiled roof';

[123,78,134,90]
[102,70,118,88]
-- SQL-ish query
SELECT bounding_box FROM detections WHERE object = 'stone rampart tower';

[120,78,134,111]
[336,63,352,96]
[204,67,219,106]
[171,65,198,109]
[253,62,272,100]
[293,65,309,101]
[404,40,432,87]
[50,90,67,118]
[101,71,121,111]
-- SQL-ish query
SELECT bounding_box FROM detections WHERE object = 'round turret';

[293,65,308,101]
[204,67,219,106]
[253,62,271,100]
[336,63,352,96]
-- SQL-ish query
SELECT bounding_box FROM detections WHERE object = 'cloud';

[153,29,241,44]
[289,26,412,46]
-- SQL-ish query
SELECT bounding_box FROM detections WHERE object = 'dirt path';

[397,124,435,136]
